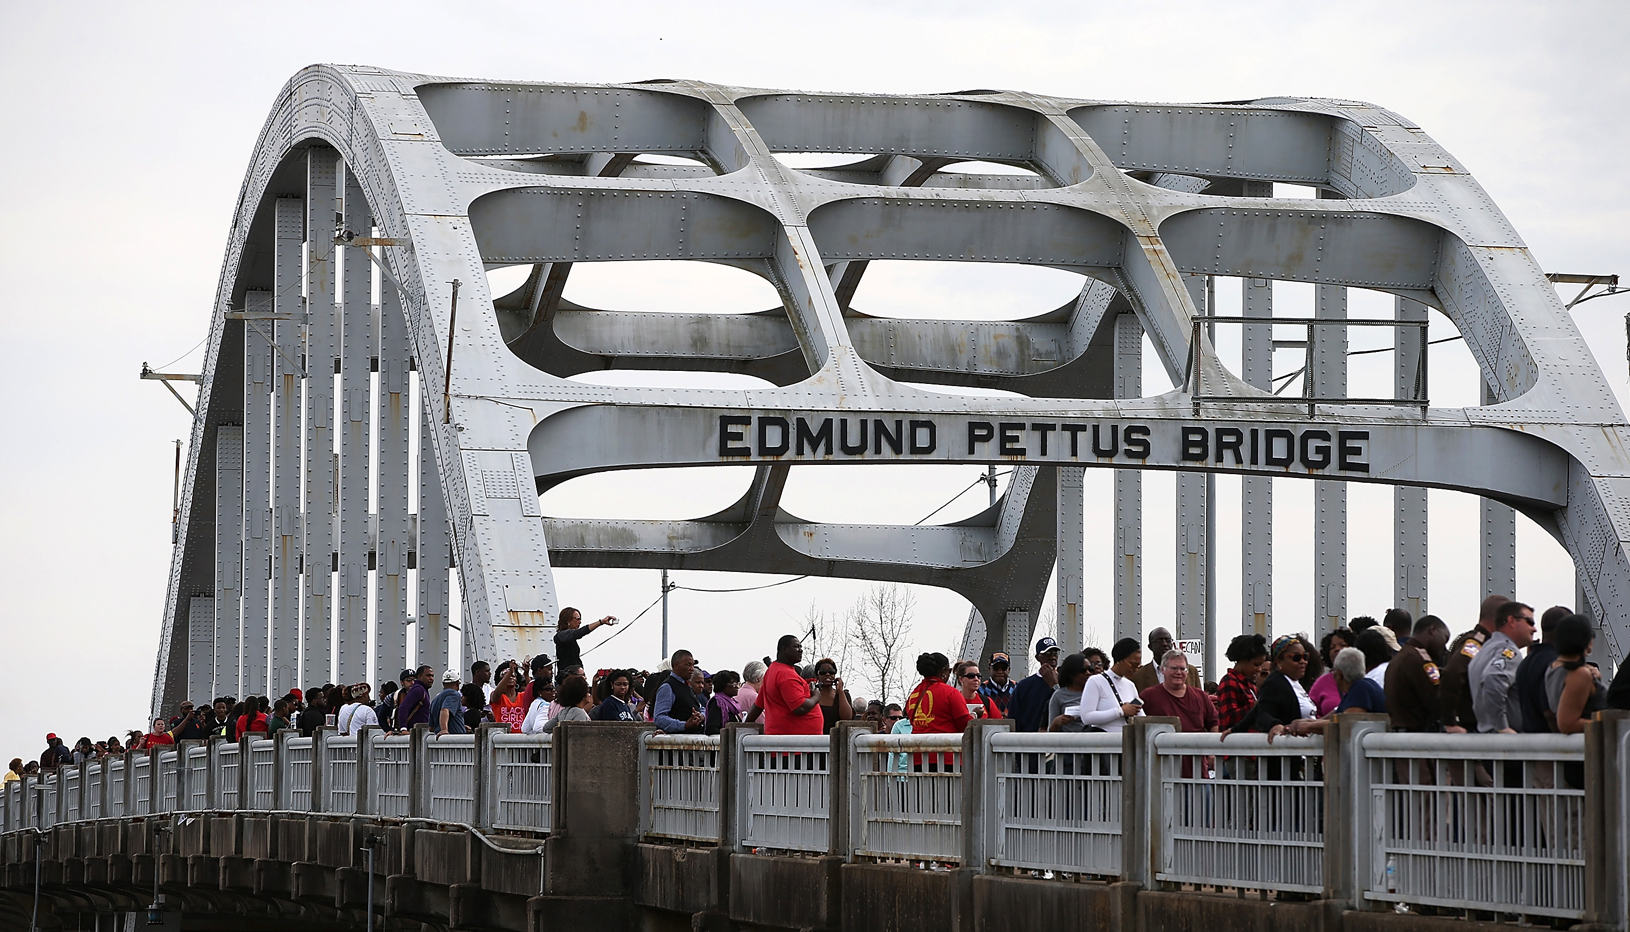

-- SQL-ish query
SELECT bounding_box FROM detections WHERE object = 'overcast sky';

[2,2,1627,759]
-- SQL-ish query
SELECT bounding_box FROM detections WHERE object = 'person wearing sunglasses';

[1228,635,1318,742]
[953,661,996,719]
[1469,601,1537,734]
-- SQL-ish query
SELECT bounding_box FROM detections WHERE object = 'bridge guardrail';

[1358,731,1585,920]
[1153,729,1326,894]
[489,731,552,832]
[642,733,722,843]
[987,730,1123,876]
[425,734,476,824]
[852,732,967,864]
[6,712,1627,924]
[738,733,831,854]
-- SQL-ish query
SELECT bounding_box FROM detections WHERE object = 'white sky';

[1,1,1627,759]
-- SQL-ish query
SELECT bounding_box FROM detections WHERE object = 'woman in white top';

[523,675,594,734]
[1077,638,1146,732]
[337,683,380,735]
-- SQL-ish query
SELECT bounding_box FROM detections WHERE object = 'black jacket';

[1234,671,1304,733]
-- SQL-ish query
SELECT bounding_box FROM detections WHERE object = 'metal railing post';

[272,729,288,810]
[1323,712,1388,909]
[409,724,429,819]
[311,727,331,813]
[961,719,1008,873]
[846,727,866,862]
[826,720,866,858]
[206,738,221,811]
[1586,710,1630,929]
[76,759,89,823]
[1124,718,1175,886]
[356,726,376,816]
[635,731,653,838]
[718,722,756,849]
[472,722,500,832]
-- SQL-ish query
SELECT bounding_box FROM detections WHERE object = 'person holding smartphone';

[1077,638,1145,732]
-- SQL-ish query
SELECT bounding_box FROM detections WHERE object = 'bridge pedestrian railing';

[987,730,1123,877]
[641,733,722,843]
[6,713,1630,926]
[737,733,831,854]
[1359,731,1586,919]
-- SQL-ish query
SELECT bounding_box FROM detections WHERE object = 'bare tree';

[803,599,854,678]
[846,584,916,704]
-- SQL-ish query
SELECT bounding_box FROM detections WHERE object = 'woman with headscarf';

[1229,634,1317,741]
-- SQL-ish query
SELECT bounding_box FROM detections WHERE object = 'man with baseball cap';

[1009,638,1062,732]
[432,669,467,735]
[978,652,1017,718]
[39,734,73,770]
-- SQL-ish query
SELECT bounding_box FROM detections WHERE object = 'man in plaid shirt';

[978,652,1016,718]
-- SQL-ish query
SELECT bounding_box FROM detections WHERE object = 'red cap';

[45,733,57,742]
[289,688,303,700]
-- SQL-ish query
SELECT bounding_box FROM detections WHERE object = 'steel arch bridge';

[152,64,1630,713]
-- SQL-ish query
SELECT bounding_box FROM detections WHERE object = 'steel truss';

[151,67,1630,712]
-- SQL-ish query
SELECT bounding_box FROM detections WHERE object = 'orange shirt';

[491,691,527,729]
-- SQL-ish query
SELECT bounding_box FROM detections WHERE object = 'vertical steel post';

[1314,273,1348,630]
[337,164,375,685]
[416,398,450,674]
[243,289,274,696]
[186,597,214,703]
[376,264,412,681]
[1113,310,1143,647]
[1239,190,1274,638]
[1056,467,1085,654]
[1176,274,1211,668]
[1478,381,1518,603]
[271,197,304,697]
[303,147,339,689]
[660,568,670,661]
[215,424,245,698]
[1395,297,1429,617]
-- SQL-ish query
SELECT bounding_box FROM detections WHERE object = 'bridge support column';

[417,400,451,673]
[1242,267,1273,639]
[1315,275,1348,631]
[215,425,244,698]
[337,163,374,686]
[1479,383,1518,604]
[244,289,273,698]
[302,147,338,689]
[271,196,304,697]
[1395,298,1430,619]
[1113,310,1142,648]
[376,280,412,681]
[1056,467,1084,654]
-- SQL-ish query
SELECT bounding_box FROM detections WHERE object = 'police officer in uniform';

[1468,601,1536,733]
[1439,595,1508,733]
[1385,615,1452,732]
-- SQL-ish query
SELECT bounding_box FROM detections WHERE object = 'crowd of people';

[8,596,1628,787]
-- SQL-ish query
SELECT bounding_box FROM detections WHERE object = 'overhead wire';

[150,335,208,372]
[579,590,666,659]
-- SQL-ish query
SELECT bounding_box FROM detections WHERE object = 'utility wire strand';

[579,591,666,659]
[674,576,809,594]
[914,469,1013,526]
[150,335,208,372]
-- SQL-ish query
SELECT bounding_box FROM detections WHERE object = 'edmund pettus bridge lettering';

[718,414,1370,475]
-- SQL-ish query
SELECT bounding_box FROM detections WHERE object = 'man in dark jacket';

[1010,638,1061,732]
[1513,606,1569,732]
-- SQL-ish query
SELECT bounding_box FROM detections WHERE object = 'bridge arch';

[153,66,1630,715]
